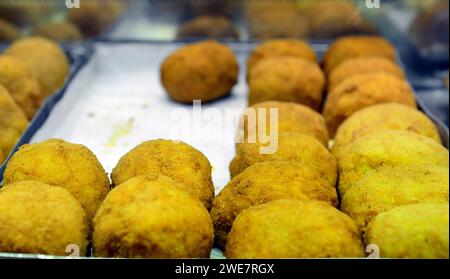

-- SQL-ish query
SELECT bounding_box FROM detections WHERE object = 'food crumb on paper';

[104,118,135,148]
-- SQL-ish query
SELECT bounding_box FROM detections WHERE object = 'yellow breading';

[323,35,396,74]
[161,40,238,103]
[212,161,338,247]
[323,73,417,136]
[328,57,405,91]
[248,57,325,110]
[0,181,88,256]
[337,130,449,196]
[111,139,214,210]
[341,165,449,234]
[246,39,317,76]
[365,203,449,258]
[3,139,110,221]
[226,199,364,258]
[93,175,213,258]
[32,21,83,42]
[230,132,337,187]
[5,36,69,97]
[0,55,43,119]
[332,103,441,159]
[239,101,329,146]
[0,84,28,164]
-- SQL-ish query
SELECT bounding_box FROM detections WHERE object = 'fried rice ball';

[0,18,20,43]
[177,15,239,39]
[341,165,449,234]
[5,36,69,97]
[0,84,28,163]
[32,21,83,42]
[161,40,238,103]
[238,101,329,146]
[332,103,441,159]
[323,35,396,74]
[323,73,417,136]
[93,175,213,258]
[337,130,449,196]
[0,55,43,119]
[328,57,405,91]
[230,132,337,187]
[3,139,110,221]
[226,199,364,258]
[365,203,449,258]
[111,139,214,210]
[0,180,88,256]
[212,161,338,247]
[246,39,317,77]
[248,57,325,110]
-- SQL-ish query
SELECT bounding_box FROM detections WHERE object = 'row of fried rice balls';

[0,36,70,164]
[161,36,448,258]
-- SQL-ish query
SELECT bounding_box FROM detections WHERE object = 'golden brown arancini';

[341,165,449,234]
[323,73,417,136]
[230,132,337,187]
[323,35,396,74]
[225,199,364,258]
[238,101,329,146]
[337,130,449,196]
[328,57,405,91]
[248,57,325,110]
[32,21,83,42]
[212,161,338,247]
[161,40,238,103]
[365,203,449,258]
[0,55,43,119]
[177,15,239,39]
[332,103,441,159]
[5,36,69,97]
[93,175,213,258]
[0,84,28,163]
[0,180,88,256]
[111,139,214,210]
[0,18,20,42]
[246,39,317,76]
[3,139,110,221]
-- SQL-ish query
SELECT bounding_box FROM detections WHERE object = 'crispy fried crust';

[225,199,364,258]
[93,175,214,258]
[111,139,214,210]
[0,180,88,256]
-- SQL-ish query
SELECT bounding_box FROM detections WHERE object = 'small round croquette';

[230,132,337,187]
[332,103,441,159]
[5,36,69,97]
[212,161,338,247]
[161,40,238,103]
[0,18,20,43]
[365,203,449,258]
[328,57,405,91]
[0,84,28,163]
[0,55,43,119]
[323,73,417,136]
[111,139,214,210]
[337,130,449,196]
[238,101,329,146]
[341,165,449,234]
[246,39,317,76]
[323,35,396,74]
[248,57,325,110]
[225,199,364,258]
[3,139,110,221]
[0,180,88,256]
[32,21,83,42]
[93,175,214,258]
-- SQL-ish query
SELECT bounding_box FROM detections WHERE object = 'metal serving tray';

[0,40,448,259]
